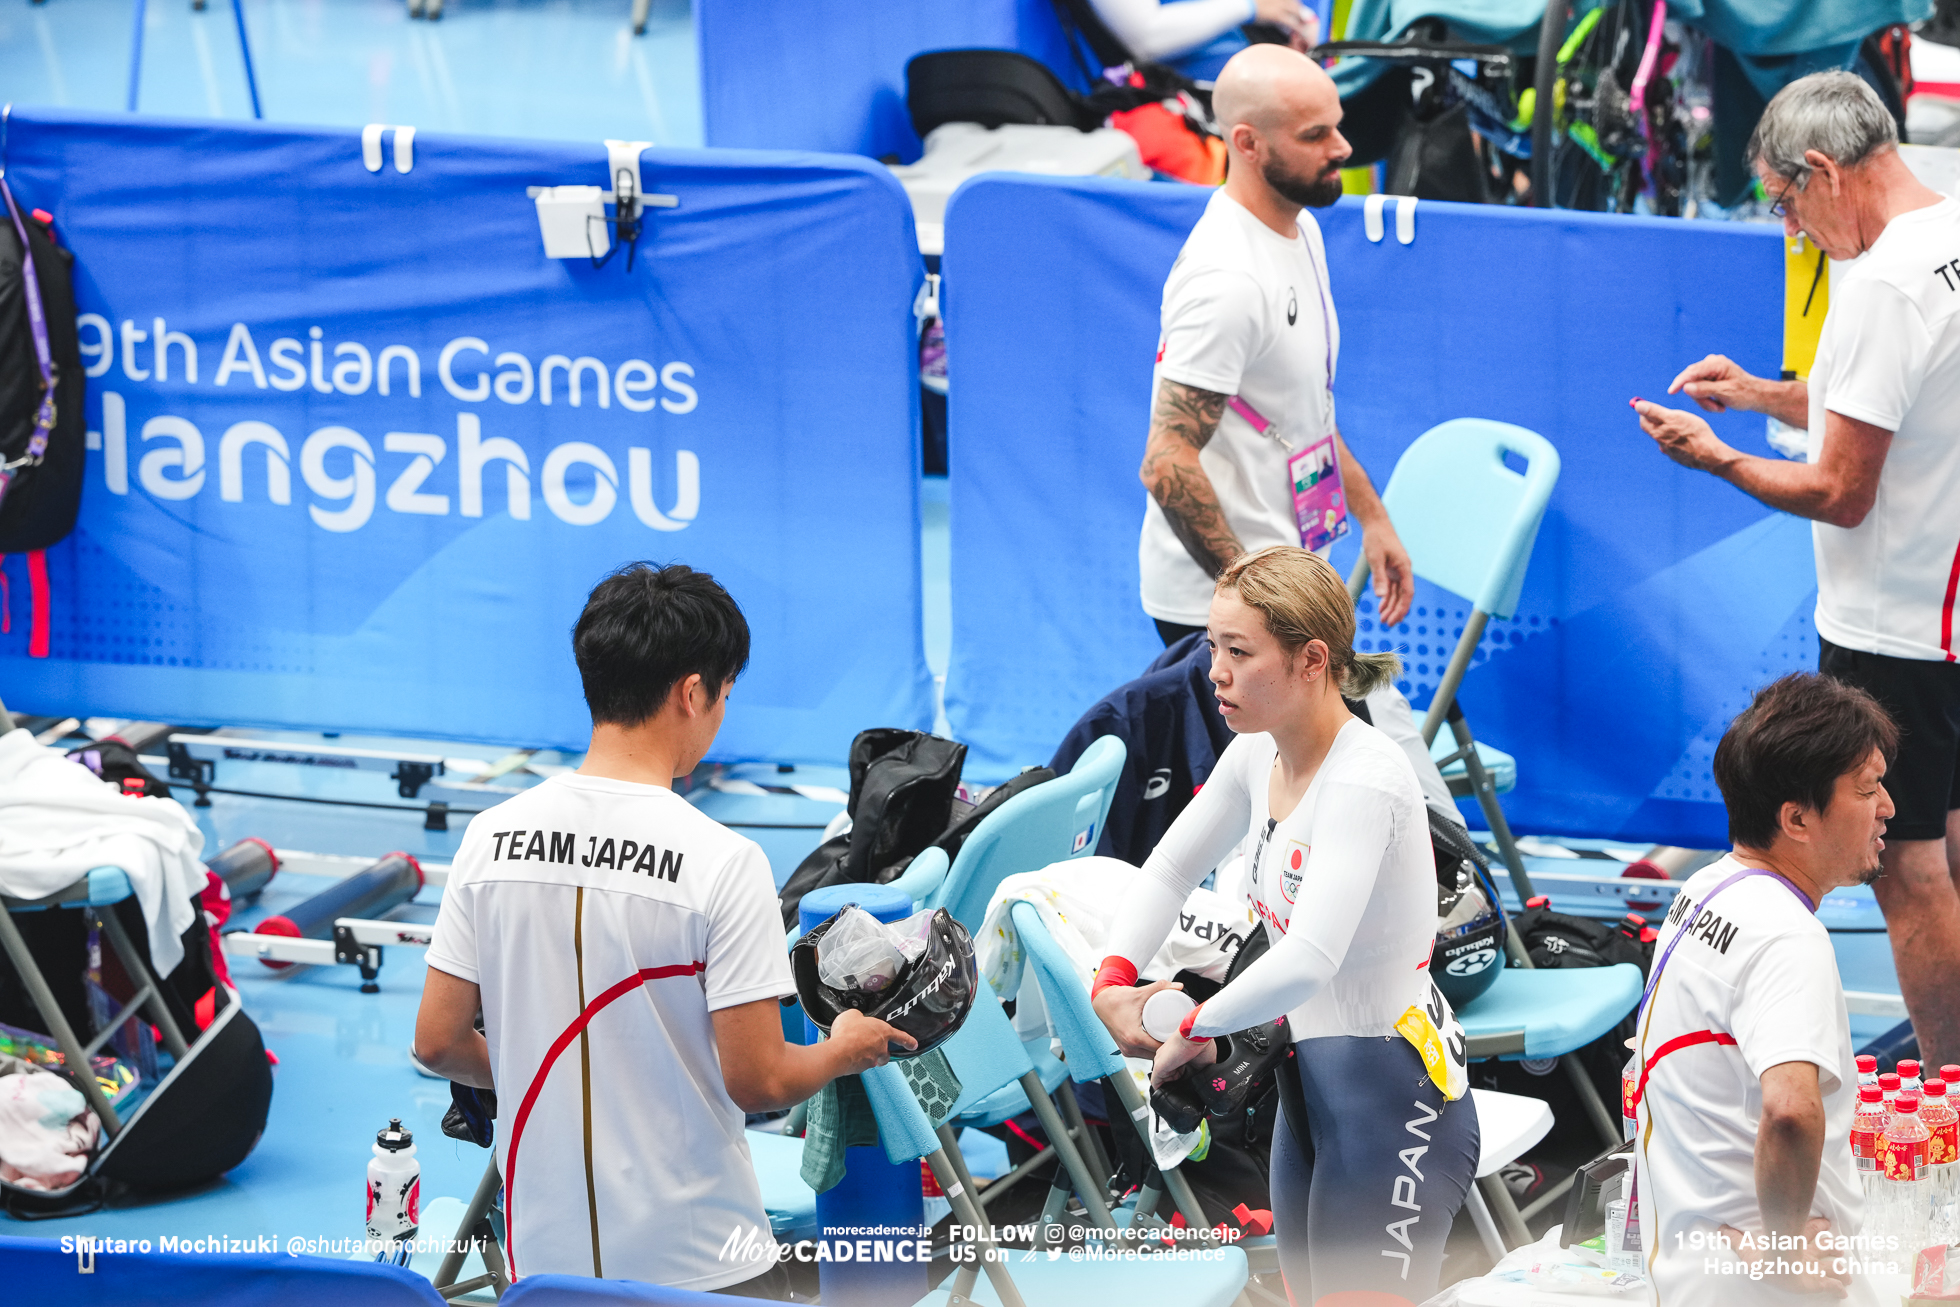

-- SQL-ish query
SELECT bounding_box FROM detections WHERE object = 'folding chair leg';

[1476,1172,1533,1248]
[1420,610,1490,748]
[935,1124,990,1225]
[94,906,190,1059]
[926,1145,1029,1307]
[1465,1180,1507,1263]
[0,908,122,1133]
[1101,1069,1214,1234]
[1056,1079,1112,1188]
[435,1159,505,1295]
[1562,1053,1623,1149]
[978,1142,1055,1208]
[1446,707,1537,902]
[1019,1070,1115,1232]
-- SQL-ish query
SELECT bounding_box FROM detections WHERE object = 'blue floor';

[1,0,701,146]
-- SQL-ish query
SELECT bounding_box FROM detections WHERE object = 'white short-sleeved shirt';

[1633,856,1877,1306]
[426,773,795,1289]
[1808,196,1960,663]
[1140,190,1341,627]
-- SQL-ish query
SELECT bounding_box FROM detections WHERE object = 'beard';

[1263,155,1345,208]
[1858,863,1883,887]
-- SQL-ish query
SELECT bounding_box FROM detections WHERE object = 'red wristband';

[1091,956,1139,999]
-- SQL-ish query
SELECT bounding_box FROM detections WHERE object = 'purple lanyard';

[1637,864,1814,1026]
[1,176,56,485]
[1225,226,1337,451]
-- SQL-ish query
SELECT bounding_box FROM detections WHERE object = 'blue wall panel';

[0,110,934,761]
[943,175,1796,845]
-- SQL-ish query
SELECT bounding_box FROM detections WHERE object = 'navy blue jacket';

[1049,633,1234,865]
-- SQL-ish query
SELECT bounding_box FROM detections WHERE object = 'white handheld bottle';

[367,1117,421,1266]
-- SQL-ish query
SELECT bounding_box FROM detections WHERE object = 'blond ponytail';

[1216,546,1396,698]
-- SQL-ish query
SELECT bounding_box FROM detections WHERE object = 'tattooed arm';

[1139,378,1241,578]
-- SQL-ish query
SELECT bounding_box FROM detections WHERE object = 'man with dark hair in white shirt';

[1635,672,1898,1304]
[413,562,907,1295]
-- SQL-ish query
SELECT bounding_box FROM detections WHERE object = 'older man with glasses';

[1631,69,1960,1071]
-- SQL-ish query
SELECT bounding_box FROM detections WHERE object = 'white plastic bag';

[817,906,906,993]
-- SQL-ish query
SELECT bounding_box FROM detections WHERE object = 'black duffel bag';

[778,729,966,927]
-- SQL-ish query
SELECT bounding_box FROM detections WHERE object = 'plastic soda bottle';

[1923,1080,1959,1244]
[1622,1039,1641,1142]
[366,1118,420,1266]
[1853,1085,1887,1185]
[1858,1054,1879,1092]
[1881,1093,1932,1252]
[1901,1059,1925,1099]
[1881,1071,1902,1110]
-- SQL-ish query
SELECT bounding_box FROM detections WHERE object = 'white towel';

[0,1064,99,1191]
[0,728,207,977]
[976,856,1256,1013]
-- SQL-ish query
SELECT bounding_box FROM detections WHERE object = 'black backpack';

[0,180,86,553]
[1509,901,1653,976]
[66,738,174,800]
[778,729,968,927]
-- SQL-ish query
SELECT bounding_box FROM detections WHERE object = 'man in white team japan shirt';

[413,563,907,1294]
[1138,43,1415,647]
[1635,70,1960,1069]
[1635,673,1899,1305]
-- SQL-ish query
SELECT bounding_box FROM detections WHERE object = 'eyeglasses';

[1767,172,1806,219]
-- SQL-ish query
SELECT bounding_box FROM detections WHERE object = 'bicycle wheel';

[1531,0,1650,210]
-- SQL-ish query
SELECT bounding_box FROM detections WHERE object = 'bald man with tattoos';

[1139,45,1413,648]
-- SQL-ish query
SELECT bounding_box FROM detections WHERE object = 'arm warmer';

[1091,0,1259,61]
[1185,778,1396,1037]
[1101,735,1257,975]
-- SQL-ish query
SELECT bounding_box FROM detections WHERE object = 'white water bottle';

[1142,990,1198,1043]
[367,1117,420,1265]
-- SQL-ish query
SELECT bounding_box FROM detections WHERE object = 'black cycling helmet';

[1434,865,1504,1007]
[1428,808,1506,1008]
[792,907,978,1060]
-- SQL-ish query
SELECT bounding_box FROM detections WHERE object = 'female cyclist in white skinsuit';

[1092,546,1478,1306]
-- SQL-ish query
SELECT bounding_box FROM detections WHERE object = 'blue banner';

[942,176,1800,845]
[699,0,1083,161]
[0,109,935,760]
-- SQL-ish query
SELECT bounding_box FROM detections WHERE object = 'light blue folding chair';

[910,971,1117,1238]
[1005,902,1235,1255]
[859,983,1250,1307]
[1351,419,1636,1239]
[888,736,1125,934]
[1348,417,1558,884]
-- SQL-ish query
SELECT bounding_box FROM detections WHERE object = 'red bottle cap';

[1897,1094,1921,1112]
[1881,1073,1901,1089]
[1857,1055,1878,1072]
[1860,1085,1882,1101]
[1927,1080,1947,1096]
[1900,1060,1922,1077]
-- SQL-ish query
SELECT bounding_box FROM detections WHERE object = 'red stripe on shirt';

[1941,533,1960,663]
[1630,1028,1738,1110]
[503,960,706,1277]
